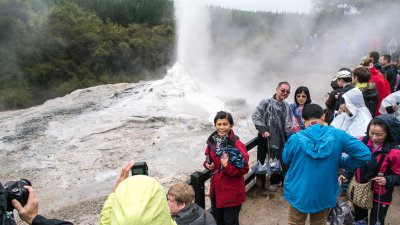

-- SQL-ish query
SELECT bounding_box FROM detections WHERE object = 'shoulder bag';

[346,152,387,209]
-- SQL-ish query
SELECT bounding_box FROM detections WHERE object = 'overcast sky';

[203,0,312,13]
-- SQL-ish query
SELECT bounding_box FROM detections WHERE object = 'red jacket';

[356,138,400,204]
[369,67,391,116]
[203,130,249,208]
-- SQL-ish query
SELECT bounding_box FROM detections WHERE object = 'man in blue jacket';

[282,104,371,225]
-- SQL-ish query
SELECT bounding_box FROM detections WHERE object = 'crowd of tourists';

[250,50,400,225]
[7,50,400,225]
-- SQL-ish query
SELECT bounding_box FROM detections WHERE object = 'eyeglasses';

[296,95,307,98]
[279,88,290,94]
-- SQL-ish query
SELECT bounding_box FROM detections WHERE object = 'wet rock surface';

[1,69,256,224]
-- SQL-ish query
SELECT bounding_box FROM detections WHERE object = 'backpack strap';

[374,152,387,177]
[361,136,369,145]
[228,134,239,147]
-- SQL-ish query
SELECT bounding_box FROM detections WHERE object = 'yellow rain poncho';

[99,175,177,225]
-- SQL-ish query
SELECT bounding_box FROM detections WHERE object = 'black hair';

[366,118,393,142]
[382,54,391,63]
[338,77,353,83]
[369,51,380,62]
[214,111,234,126]
[294,86,311,106]
[277,81,290,88]
[302,104,324,120]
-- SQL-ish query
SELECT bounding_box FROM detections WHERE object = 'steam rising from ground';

[175,0,400,105]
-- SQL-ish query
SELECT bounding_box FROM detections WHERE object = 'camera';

[131,162,148,176]
[4,179,31,212]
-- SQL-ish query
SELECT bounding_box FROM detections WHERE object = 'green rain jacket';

[99,175,177,225]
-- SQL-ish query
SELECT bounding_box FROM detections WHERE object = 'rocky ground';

[3,71,397,225]
[240,183,400,225]
[13,177,400,225]
[1,80,255,225]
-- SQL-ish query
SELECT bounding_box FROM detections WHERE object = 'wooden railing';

[187,137,261,209]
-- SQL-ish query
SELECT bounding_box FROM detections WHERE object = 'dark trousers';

[354,201,390,225]
[211,196,241,225]
[257,133,268,164]
[257,133,286,185]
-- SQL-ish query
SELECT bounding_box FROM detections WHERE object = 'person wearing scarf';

[203,111,249,225]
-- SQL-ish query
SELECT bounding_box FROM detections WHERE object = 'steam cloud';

[175,0,400,106]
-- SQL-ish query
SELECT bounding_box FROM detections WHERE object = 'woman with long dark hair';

[290,86,312,132]
[349,114,400,224]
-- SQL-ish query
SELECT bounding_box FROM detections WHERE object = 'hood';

[379,91,400,115]
[357,83,378,99]
[369,67,383,77]
[111,175,176,225]
[172,204,213,225]
[297,125,334,159]
[376,114,400,144]
[343,88,367,115]
[374,61,383,70]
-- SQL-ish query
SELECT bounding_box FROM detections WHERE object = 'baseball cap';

[332,69,352,81]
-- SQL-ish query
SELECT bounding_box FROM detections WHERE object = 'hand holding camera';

[113,161,134,192]
[12,186,38,224]
[1,179,36,224]
[113,161,149,192]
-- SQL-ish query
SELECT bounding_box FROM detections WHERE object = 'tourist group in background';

[7,46,400,225]
[250,49,399,225]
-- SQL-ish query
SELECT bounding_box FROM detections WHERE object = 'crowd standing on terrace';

[7,42,400,225]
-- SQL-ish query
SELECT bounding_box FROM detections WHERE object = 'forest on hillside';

[1,0,399,110]
[0,0,175,110]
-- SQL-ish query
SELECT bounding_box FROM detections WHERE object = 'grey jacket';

[172,204,216,225]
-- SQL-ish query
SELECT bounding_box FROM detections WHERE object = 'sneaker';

[270,184,279,191]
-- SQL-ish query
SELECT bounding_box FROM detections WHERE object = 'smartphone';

[131,162,148,176]
[206,154,212,164]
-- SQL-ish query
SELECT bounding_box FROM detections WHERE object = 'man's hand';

[393,105,400,112]
[262,132,270,138]
[206,162,215,171]
[113,161,134,192]
[12,186,38,225]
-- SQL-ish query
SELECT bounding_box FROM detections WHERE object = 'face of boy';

[168,195,185,214]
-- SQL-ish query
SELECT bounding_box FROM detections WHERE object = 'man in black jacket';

[12,186,72,225]
[353,66,379,117]
[369,51,386,75]
[379,54,397,93]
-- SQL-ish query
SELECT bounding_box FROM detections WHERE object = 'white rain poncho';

[331,88,372,138]
[379,90,400,121]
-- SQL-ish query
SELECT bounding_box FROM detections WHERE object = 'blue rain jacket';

[283,124,371,213]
